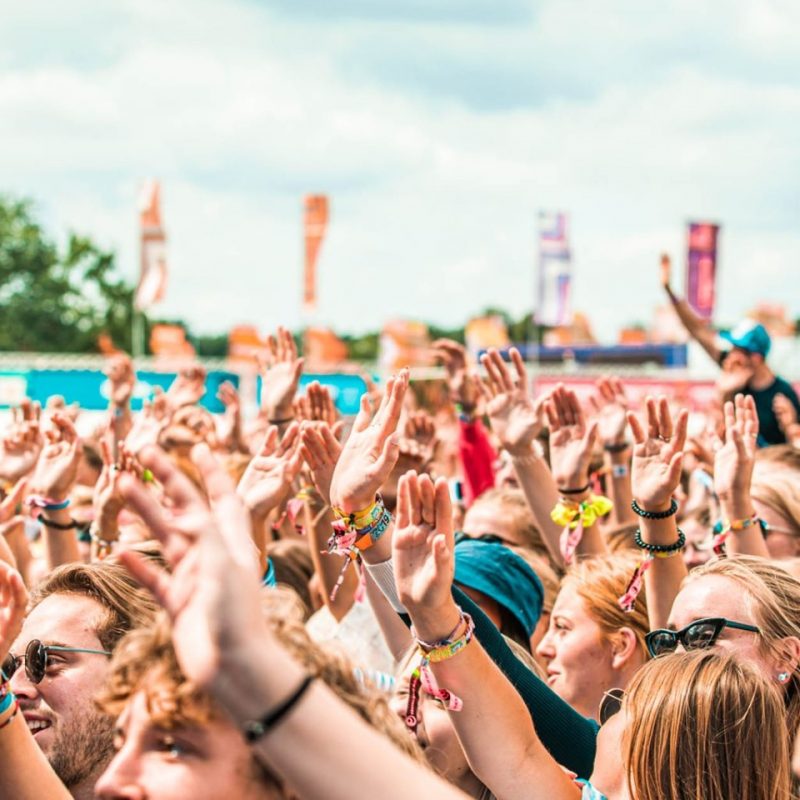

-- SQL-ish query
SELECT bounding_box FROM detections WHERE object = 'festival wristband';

[27,496,70,512]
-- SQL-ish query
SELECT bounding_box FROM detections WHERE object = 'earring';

[778,672,790,684]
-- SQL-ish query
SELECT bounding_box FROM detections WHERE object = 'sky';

[1,0,798,343]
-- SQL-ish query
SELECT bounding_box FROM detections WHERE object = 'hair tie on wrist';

[243,675,315,743]
[603,441,630,453]
[558,483,590,495]
[36,514,78,531]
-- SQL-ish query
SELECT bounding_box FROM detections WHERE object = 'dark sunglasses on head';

[645,617,760,659]
[599,687,625,726]
[2,639,111,684]
[454,531,506,546]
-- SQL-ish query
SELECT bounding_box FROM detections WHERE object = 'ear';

[772,636,800,686]
[609,627,641,671]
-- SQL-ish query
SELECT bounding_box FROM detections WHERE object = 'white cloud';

[0,0,798,346]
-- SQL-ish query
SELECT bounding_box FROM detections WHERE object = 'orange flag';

[303,195,329,313]
[135,180,168,311]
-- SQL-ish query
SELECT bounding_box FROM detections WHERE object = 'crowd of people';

[0,274,798,799]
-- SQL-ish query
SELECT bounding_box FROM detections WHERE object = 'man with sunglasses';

[5,562,156,800]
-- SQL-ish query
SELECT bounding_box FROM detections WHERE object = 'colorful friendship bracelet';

[619,528,686,612]
[27,496,70,512]
[711,513,759,556]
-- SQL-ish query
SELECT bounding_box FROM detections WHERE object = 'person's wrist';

[409,602,461,644]
[720,499,755,522]
[634,498,673,514]
[265,402,294,423]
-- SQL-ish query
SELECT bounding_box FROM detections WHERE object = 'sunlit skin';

[95,692,276,800]
[668,575,772,674]
[752,498,800,559]
[389,660,485,799]
[9,594,115,798]
[535,591,642,721]
[461,500,522,546]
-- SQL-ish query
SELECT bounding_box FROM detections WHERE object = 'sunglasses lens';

[647,631,678,657]
[684,621,719,651]
[599,689,625,725]
[1,654,17,681]
[25,640,46,683]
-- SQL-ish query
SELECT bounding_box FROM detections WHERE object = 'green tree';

[0,197,135,352]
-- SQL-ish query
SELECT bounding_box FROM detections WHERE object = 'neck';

[749,363,774,390]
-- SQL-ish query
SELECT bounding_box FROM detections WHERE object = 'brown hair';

[625,650,790,800]
[468,487,547,555]
[686,556,800,736]
[30,562,158,652]
[561,555,649,659]
[266,539,315,619]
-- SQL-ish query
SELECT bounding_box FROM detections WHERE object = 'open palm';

[629,397,688,509]
[330,370,408,513]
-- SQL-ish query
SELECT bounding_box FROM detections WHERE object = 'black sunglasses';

[645,617,760,659]
[599,687,625,725]
[2,639,111,684]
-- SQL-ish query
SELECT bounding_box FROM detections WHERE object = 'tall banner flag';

[686,221,719,321]
[303,195,329,313]
[135,180,168,311]
[536,211,572,326]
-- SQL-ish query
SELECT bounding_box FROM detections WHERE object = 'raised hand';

[432,338,481,412]
[0,479,27,527]
[401,410,438,466]
[329,370,408,514]
[712,394,758,514]
[29,413,81,500]
[166,365,207,409]
[588,377,629,447]
[217,381,246,453]
[260,326,304,421]
[299,422,342,505]
[105,353,135,408]
[125,389,168,455]
[118,444,262,691]
[0,560,28,666]
[0,399,43,483]
[660,253,672,289]
[545,385,597,490]
[773,393,799,438]
[237,423,302,519]
[392,471,458,639]
[628,397,688,511]
[479,347,543,455]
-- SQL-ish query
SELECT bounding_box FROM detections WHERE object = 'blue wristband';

[0,689,15,716]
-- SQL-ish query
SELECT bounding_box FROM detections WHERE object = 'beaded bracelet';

[631,498,678,520]
[619,528,686,612]
[633,528,686,554]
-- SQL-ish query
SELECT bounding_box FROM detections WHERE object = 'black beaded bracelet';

[634,527,686,554]
[603,441,630,453]
[243,675,315,744]
[631,498,678,519]
[37,514,78,531]
[268,417,295,426]
[559,483,590,495]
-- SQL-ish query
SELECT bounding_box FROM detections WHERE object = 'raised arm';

[0,560,73,799]
[117,444,465,800]
[712,394,769,558]
[660,253,722,363]
[393,471,579,800]
[588,377,636,528]
[627,398,689,630]
[28,413,81,570]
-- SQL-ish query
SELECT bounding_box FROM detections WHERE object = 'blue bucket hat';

[720,320,771,357]
[454,538,544,637]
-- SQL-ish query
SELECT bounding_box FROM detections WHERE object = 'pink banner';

[686,222,719,321]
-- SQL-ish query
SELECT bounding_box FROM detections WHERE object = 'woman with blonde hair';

[392,471,792,800]
[536,555,649,720]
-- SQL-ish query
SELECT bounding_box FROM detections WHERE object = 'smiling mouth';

[25,719,52,736]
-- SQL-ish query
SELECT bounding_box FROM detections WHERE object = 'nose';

[535,629,556,661]
[9,663,42,703]
[94,746,145,799]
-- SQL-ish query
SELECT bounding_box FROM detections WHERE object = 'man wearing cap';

[661,254,800,445]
